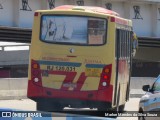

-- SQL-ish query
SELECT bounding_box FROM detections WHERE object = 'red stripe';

[28,80,113,102]
[49,71,77,90]
[74,72,87,91]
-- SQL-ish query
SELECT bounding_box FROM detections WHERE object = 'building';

[0,0,159,37]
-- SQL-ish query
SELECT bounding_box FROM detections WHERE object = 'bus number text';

[47,65,76,72]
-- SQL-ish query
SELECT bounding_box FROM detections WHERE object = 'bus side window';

[123,30,125,59]
[129,31,132,58]
[116,29,120,59]
[129,31,131,58]
[126,30,128,59]
[126,31,128,58]
[127,31,130,58]
[121,29,123,59]
[119,30,122,59]
[124,30,127,59]
[121,30,124,59]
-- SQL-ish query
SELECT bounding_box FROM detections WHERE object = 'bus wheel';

[37,102,51,111]
[97,107,108,111]
[119,104,125,112]
[52,104,64,111]
[116,88,125,113]
[37,102,63,112]
[126,83,130,101]
[97,104,108,111]
[116,86,121,113]
[112,104,125,113]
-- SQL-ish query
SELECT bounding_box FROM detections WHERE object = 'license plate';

[85,68,101,77]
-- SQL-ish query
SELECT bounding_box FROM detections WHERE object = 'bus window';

[40,16,107,45]
[88,19,106,44]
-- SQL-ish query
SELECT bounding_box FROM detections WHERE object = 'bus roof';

[54,5,119,17]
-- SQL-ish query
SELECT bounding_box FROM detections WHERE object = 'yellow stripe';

[42,75,65,89]
[81,77,100,91]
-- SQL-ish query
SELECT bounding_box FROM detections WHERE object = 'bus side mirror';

[142,85,150,92]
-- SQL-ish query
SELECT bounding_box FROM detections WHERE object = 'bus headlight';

[34,78,39,82]
[102,82,107,86]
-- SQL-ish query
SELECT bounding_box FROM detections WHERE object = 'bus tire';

[98,107,108,111]
[116,85,120,113]
[37,102,50,111]
[97,103,109,111]
[113,85,125,113]
[37,102,63,112]
[126,82,130,101]
[119,104,125,112]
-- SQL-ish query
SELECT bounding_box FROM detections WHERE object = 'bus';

[27,5,134,112]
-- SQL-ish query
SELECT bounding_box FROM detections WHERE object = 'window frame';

[152,75,160,92]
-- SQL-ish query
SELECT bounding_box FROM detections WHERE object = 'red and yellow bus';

[27,5,133,112]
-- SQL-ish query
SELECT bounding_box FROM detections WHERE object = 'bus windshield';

[40,15,107,45]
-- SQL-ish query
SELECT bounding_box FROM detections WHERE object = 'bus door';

[113,29,120,106]
[113,28,132,107]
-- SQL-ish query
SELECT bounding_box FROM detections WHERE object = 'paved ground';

[117,98,140,120]
[0,98,140,120]
[0,99,36,111]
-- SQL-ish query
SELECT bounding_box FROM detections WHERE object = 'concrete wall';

[131,3,152,36]
[0,78,27,99]
[19,0,41,28]
[0,0,13,26]
[0,0,160,37]
[0,50,29,66]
